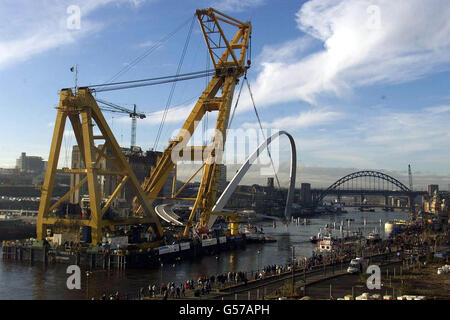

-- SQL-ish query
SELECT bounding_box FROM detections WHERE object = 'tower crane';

[408,164,413,191]
[95,98,146,149]
[135,8,252,238]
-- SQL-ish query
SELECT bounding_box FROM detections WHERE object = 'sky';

[0,0,449,189]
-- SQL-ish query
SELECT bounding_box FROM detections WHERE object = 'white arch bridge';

[208,130,297,229]
[155,131,297,228]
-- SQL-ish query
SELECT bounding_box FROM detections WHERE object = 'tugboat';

[317,235,334,253]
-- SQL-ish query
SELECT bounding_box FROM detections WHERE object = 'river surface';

[0,208,408,300]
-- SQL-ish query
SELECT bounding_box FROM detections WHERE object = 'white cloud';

[137,40,155,48]
[212,0,265,12]
[249,0,450,106]
[424,105,450,114]
[117,102,195,125]
[294,104,450,171]
[0,0,148,69]
[242,109,344,130]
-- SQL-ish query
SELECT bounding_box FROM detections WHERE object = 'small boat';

[367,231,381,243]
[359,207,375,212]
[243,224,276,243]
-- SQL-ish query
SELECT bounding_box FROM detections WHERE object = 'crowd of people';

[94,245,380,300]
[93,224,449,300]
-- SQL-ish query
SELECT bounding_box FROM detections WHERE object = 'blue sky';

[0,0,449,188]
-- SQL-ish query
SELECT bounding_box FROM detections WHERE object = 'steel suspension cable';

[89,69,215,88]
[228,76,245,129]
[153,15,196,150]
[245,77,281,189]
[96,16,194,92]
[91,72,214,93]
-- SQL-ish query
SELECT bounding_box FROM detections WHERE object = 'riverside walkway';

[204,250,401,300]
[135,248,403,301]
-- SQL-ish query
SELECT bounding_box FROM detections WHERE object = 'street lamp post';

[86,271,91,300]
[257,250,261,274]
[291,246,295,296]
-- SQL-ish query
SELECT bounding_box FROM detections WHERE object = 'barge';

[1,233,246,269]
[0,215,36,241]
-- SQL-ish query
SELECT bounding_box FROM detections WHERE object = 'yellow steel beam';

[42,216,160,228]
[184,74,237,236]
[85,89,164,239]
[101,175,129,216]
[171,165,177,198]
[80,107,103,244]
[173,162,206,198]
[210,14,239,66]
[157,197,198,201]
[37,87,164,245]
[137,8,251,238]
[37,100,68,241]
[56,168,126,176]
[68,114,86,165]
[48,176,88,212]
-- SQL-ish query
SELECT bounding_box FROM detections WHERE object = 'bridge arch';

[208,131,297,229]
[314,170,411,206]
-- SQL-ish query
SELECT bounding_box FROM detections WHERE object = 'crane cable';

[245,77,282,189]
[228,76,245,128]
[153,15,196,151]
[90,71,214,93]
[89,69,215,90]
[96,16,194,92]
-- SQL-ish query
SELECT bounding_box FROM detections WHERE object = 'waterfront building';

[69,145,173,205]
[267,177,274,189]
[299,183,312,207]
[15,152,45,174]
[427,184,439,196]
[217,164,227,194]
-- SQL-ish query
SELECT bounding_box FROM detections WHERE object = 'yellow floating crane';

[36,88,164,245]
[36,8,251,245]
[137,8,251,237]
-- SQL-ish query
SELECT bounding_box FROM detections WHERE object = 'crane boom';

[136,8,251,237]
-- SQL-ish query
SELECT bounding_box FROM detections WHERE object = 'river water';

[0,208,408,300]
